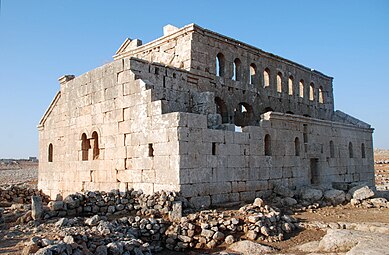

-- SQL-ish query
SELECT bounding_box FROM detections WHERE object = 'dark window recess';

[212,142,216,155]
[264,134,271,156]
[361,143,366,158]
[48,143,53,162]
[148,143,154,157]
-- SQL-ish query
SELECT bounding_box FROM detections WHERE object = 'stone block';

[269,167,282,179]
[209,182,232,194]
[189,196,211,209]
[31,196,43,220]
[211,193,231,205]
[117,70,133,84]
[246,180,268,192]
[232,181,246,193]
[239,191,256,202]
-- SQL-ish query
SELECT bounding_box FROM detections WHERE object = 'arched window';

[299,79,304,98]
[215,97,229,123]
[349,142,353,158]
[216,53,225,77]
[92,131,100,160]
[329,140,335,158]
[309,83,314,101]
[361,143,366,158]
[232,58,241,81]
[48,143,53,162]
[277,72,282,93]
[249,63,256,85]
[81,133,90,161]
[294,137,300,156]
[264,134,271,156]
[319,86,324,103]
[288,76,294,95]
[234,102,254,127]
[263,68,270,87]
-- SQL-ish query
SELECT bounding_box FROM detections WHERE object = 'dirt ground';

[1,151,389,254]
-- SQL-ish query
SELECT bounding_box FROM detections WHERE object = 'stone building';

[38,24,374,207]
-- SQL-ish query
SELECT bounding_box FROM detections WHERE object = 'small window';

[232,58,241,81]
[319,86,324,103]
[329,140,335,158]
[249,63,256,85]
[299,79,304,98]
[216,53,225,77]
[309,83,314,101]
[81,133,90,161]
[92,131,100,160]
[277,72,282,93]
[361,143,366,158]
[288,76,294,95]
[48,143,53,162]
[303,124,308,143]
[212,142,216,155]
[294,137,300,156]
[349,142,353,158]
[263,68,270,87]
[148,143,154,157]
[264,134,271,156]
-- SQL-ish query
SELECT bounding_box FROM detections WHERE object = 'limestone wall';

[38,60,182,198]
[114,24,334,121]
[177,112,373,208]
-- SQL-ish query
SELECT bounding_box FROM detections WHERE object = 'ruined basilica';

[38,24,374,207]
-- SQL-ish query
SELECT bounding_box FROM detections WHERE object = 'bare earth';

[0,161,38,186]
[1,152,389,254]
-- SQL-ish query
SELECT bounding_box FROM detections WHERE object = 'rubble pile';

[1,182,387,254]
[163,197,298,251]
[22,196,298,254]
[269,183,389,210]
[43,189,184,220]
[0,183,49,205]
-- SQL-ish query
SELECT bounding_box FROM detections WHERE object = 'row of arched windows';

[216,53,325,103]
[264,135,300,156]
[263,136,366,159]
[47,132,101,163]
[329,141,365,158]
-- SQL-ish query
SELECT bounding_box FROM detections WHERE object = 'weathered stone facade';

[38,24,374,207]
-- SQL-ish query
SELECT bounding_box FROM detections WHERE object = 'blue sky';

[0,0,388,158]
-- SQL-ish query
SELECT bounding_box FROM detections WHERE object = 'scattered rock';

[323,189,346,205]
[228,240,276,255]
[318,229,389,254]
[273,184,295,198]
[224,235,235,245]
[348,185,374,200]
[253,198,264,207]
[370,197,388,208]
[85,214,101,226]
[300,187,323,202]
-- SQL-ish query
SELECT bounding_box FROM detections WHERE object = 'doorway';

[310,158,319,185]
